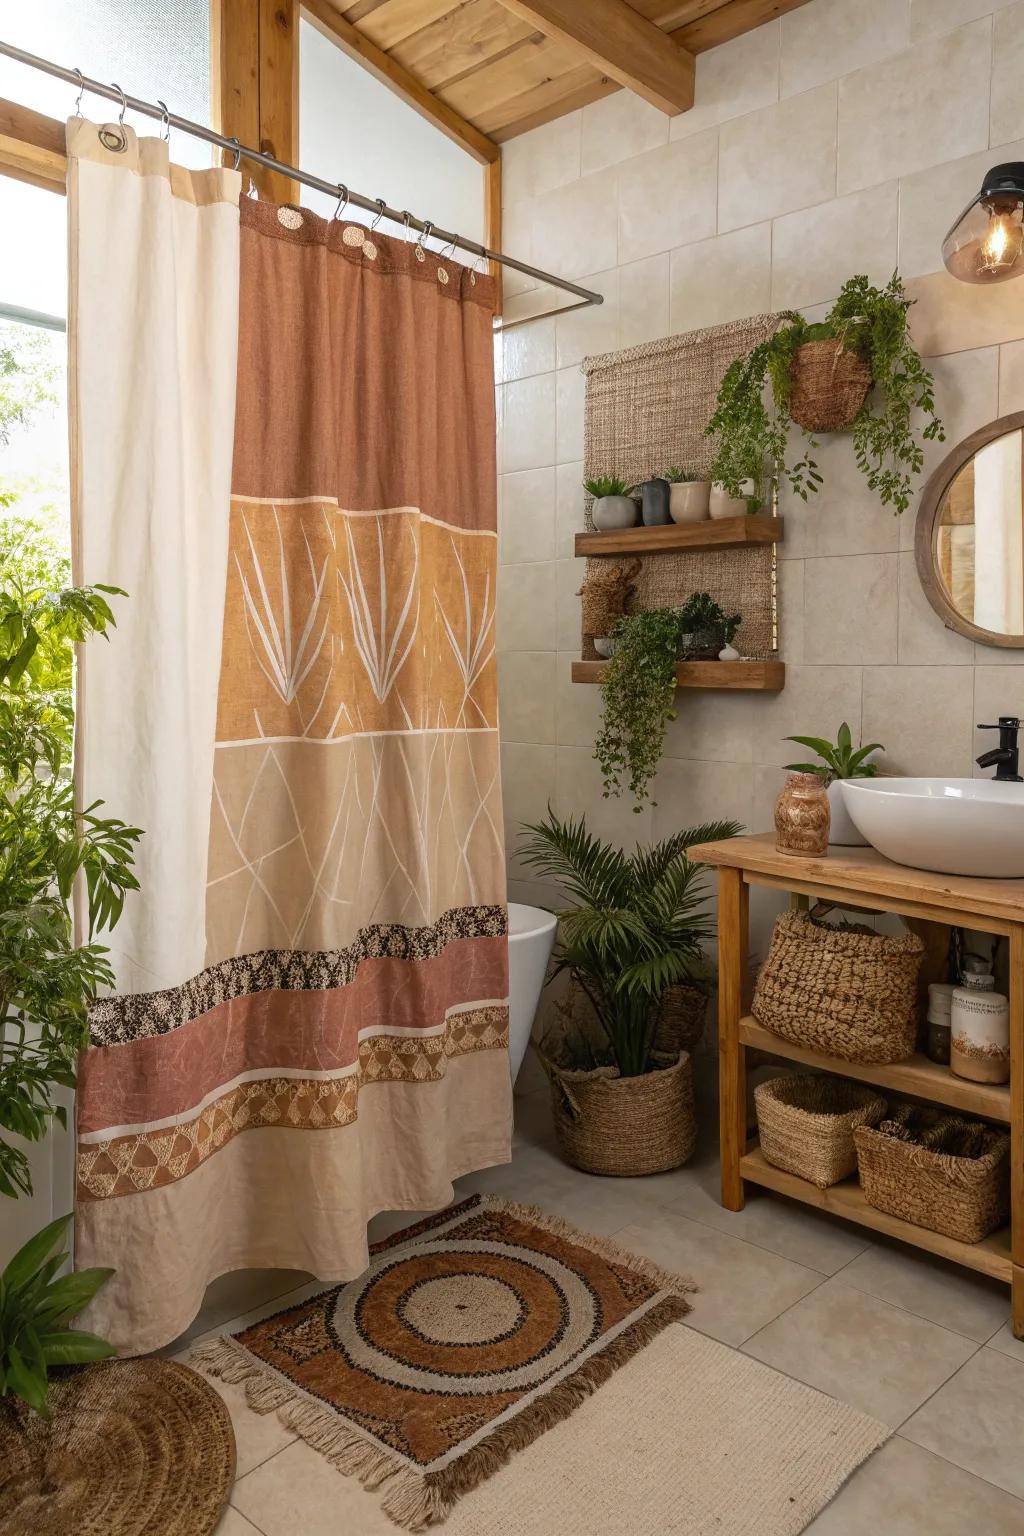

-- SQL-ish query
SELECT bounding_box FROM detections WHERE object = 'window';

[299,18,484,245]
[0,0,211,169]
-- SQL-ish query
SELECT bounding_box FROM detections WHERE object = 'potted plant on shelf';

[593,607,681,812]
[0,523,142,1416]
[783,720,885,846]
[583,475,638,531]
[678,591,740,660]
[518,810,741,1176]
[663,466,711,524]
[706,272,944,516]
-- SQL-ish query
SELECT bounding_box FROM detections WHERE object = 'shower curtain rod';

[0,39,603,319]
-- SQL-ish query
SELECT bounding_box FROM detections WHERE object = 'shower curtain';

[68,120,510,1354]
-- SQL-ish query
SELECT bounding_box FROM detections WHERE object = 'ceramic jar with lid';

[774,772,830,857]
[950,972,1010,1084]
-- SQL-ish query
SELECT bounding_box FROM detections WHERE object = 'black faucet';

[977,717,1023,782]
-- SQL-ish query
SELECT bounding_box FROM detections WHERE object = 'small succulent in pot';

[663,466,711,525]
[783,720,884,847]
[677,592,740,659]
[584,475,638,531]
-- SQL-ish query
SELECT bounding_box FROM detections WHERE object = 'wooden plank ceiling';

[326,0,812,142]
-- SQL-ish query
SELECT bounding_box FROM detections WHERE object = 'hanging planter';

[706,273,945,515]
[788,338,872,432]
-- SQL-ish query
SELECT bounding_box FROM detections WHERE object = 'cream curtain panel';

[68,122,510,1354]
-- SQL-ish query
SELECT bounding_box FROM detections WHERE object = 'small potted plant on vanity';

[783,721,885,845]
[519,810,741,1177]
[584,475,638,531]
[663,467,711,524]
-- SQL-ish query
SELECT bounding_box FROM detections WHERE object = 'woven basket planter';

[854,1103,1010,1243]
[752,910,924,1065]
[652,982,707,1057]
[755,1073,886,1188]
[548,1051,696,1177]
[789,339,872,432]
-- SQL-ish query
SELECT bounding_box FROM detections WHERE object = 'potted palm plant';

[783,721,885,846]
[518,811,741,1176]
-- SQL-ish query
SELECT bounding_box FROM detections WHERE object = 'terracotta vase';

[774,772,830,857]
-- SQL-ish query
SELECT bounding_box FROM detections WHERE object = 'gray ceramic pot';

[638,478,672,526]
[592,494,638,530]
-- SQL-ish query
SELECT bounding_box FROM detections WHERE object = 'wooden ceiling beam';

[673,0,812,52]
[493,0,695,114]
[0,98,66,193]
[302,0,500,162]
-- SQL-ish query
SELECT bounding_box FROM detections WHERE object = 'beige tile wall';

[497,0,1024,945]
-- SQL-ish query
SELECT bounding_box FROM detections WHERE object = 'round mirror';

[916,410,1024,647]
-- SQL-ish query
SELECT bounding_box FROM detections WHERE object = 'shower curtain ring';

[414,220,433,262]
[439,234,459,261]
[332,184,349,222]
[72,68,86,117]
[469,253,486,285]
[227,137,242,171]
[99,82,129,152]
[371,197,387,230]
[156,100,171,141]
[401,210,413,241]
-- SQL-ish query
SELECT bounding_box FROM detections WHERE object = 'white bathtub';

[507,902,557,1084]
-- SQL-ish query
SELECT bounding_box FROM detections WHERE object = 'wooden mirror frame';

[915,408,1024,649]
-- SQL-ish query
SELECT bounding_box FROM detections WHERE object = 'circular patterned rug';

[0,1358,235,1536]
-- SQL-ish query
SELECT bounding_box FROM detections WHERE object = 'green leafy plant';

[707,272,944,515]
[1,560,142,1202]
[518,811,741,1076]
[678,591,738,637]
[583,475,633,498]
[784,720,884,784]
[662,466,703,483]
[0,1214,115,1418]
[594,607,682,812]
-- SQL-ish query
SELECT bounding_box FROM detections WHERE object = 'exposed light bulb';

[943,164,1024,284]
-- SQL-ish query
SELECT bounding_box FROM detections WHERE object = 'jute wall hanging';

[580,314,781,660]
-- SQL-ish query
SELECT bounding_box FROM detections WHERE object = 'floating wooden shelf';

[741,1147,1012,1282]
[740,1017,1011,1124]
[574,514,784,557]
[571,660,785,691]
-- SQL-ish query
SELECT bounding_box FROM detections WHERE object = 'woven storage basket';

[652,982,707,1057]
[547,1051,696,1177]
[754,1073,887,1188]
[752,910,924,1065]
[854,1103,1010,1243]
[789,339,872,432]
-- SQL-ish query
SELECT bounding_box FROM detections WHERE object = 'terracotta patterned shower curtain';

[68,123,510,1354]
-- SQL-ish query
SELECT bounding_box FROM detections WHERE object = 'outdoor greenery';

[0,1215,115,1418]
[706,273,944,515]
[583,475,633,499]
[784,720,885,783]
[519,811,741,1077]
[0,322,141,1414]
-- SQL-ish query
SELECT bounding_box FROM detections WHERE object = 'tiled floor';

[177,1068,1024,1535]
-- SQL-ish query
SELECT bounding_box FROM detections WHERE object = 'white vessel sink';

[840,778,1024,878]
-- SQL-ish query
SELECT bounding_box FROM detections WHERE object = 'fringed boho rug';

[194,1195,695,1529]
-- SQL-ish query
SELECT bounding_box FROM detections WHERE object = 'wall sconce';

[943,163,1024,283]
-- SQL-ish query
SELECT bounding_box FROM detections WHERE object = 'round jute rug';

[0,1359,235,1536]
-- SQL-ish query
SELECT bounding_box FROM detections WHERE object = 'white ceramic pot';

[593,637,618,658]
[709,481,751,520]
[718,643,741,661]
[669,480,711,523]
[829,779,869,846]
[592,494,638,531]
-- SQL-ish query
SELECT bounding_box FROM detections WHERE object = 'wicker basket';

[854,1103,1010,1243]
[547,1051,696,1177]
[755,1073,886,1188]
[652,982,707,1057]
[752,910,924,1065]
[789,339,872,432]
